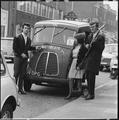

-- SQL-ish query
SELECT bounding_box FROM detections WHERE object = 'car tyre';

[24,78,32,91]
[110,73,117,79]
[1,104,13,119]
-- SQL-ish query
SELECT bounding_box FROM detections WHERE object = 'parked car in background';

[100,43,118,71]
[110,53,118,79]
[0,50,20,119]
[1,37,14,62]
[24,20,91,91]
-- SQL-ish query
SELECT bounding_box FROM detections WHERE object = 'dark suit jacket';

[85,32,105,75]
[13,34,35,58]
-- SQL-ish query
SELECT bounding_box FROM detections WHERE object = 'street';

[6,62,117,119]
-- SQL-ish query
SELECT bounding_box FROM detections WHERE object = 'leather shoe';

[85,94,95,100]
[18,90,26,94]
[64,94,71,100]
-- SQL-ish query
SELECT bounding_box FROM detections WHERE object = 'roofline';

[34,20,90,29]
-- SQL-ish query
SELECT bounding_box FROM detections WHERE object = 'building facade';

[93,2,117,32]
[63,1,98,21]
[1,1,117,38]
[63,1,117,32]
[1,1,64,38]
[1,2,9,37]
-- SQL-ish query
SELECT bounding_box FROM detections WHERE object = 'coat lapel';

[25,37,29,47]
[20,34,25,46]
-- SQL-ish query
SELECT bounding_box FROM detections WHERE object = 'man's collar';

[22,32,27,37]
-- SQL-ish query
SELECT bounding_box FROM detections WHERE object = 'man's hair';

[22,23,31,29]
[90,18,99,28]
[90,22,99,28]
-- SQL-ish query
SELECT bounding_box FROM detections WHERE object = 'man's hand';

[85,44,90,49]
[21,53,27,58]
[76,66,80,70]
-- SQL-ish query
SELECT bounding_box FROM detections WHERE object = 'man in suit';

[84,18,105,100]
[13,23,35,94]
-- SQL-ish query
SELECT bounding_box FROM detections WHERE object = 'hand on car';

[21,53,27,58]
[85,44,90,48]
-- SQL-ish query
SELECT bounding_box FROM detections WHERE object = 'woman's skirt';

[68,58,85,79]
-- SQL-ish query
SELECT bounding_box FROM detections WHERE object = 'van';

[24,20,91,91]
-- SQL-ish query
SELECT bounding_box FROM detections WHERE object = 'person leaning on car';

[83,18,105,100]
[13,23,35,94]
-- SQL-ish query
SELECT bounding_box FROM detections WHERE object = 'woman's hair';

[74,32,86,44]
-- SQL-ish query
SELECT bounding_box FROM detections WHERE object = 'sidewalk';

[37,80,117,119]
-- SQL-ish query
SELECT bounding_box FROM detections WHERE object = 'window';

[32,2,38,15]
[47,6,50,18]
[49,7,53,19]
[59,10,63,20]
[17,2,22,10]
[45,6,48,17]
[33,26,54,44]
[1,25,5,37]
[13,1,16,8]
[60,11,63,20]
[17,1,32,13]
[41,4,46,17]
[26,2,32,13]
[54,9,59,20]
[53,27,75,46]
[38,3,41,16]
[24,2,26,12]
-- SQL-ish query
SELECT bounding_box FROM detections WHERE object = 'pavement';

[37,80,117,119]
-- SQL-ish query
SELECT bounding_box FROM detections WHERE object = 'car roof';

[34,20,90,31]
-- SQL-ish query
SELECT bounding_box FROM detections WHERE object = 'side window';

[53,27,75,46]
[0,56,6,75]
[33,27,54,44]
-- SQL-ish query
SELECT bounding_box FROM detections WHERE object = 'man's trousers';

[14,56,27,90]
[86,70,96,96]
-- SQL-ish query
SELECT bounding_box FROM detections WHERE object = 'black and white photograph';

[1,0,118,119]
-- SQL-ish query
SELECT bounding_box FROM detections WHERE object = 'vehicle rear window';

[33,26,54,44]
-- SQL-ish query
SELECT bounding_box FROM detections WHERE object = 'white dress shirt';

[22,33,27,45]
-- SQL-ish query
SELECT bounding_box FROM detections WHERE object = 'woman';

[65,32,88,99]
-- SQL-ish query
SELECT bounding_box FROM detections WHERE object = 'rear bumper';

[100,62,110,68]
